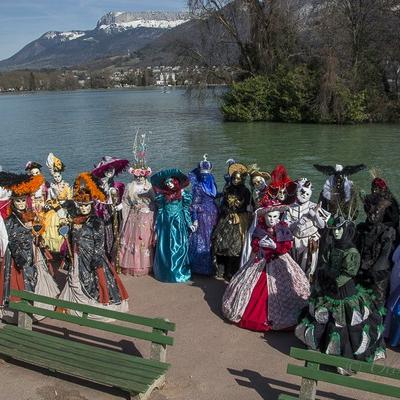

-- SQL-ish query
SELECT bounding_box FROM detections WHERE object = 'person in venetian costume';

[59,172,129,316]
[247,164,271,209]
[239,165,271,268]
[92,156,129,264]
[212,163,251,281]
[0,172,59,321]
[41,153,72,253]
[119,133,155,276]
[222,198,310,331]
[295,217,386,370]
[151,169,195,283]
[264,164,297,205]
[313,163,366,219]
[188,154,219,276]
[356,177,397,308]
[24,161,49,203]
[284,178,330,280]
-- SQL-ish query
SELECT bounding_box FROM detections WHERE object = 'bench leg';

[299,361,319,400]
[129,374,166,400]
[17,311,32,330]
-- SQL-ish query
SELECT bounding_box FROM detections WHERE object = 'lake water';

[0,87,399,201]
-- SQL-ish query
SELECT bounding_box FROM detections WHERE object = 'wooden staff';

[110,188,121,274]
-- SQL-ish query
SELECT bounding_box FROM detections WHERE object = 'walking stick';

[110,188,122,274]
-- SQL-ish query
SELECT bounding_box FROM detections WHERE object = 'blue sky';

[0,0,187,60]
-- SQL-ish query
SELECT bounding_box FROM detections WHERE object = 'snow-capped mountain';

[97,11,189,32]
[0,11,190,70]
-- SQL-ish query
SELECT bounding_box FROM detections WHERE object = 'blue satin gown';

[153,191,192,283]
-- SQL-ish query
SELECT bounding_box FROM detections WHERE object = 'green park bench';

[0,289,175,400]
[279,347,400,400]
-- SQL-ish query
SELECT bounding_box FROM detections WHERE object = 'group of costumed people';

[0,135,400,373]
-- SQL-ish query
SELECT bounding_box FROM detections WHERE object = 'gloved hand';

[259,235,276,249]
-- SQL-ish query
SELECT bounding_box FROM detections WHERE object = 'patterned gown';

[59,214,129,317]
[222,219,310,331]
[0,211,59,320]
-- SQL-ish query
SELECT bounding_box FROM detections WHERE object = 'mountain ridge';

[0,11,191,70]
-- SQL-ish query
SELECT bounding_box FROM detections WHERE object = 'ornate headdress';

[0,172,44,197]
[296,177,313,190]
[199,154,213,174]
[25,161,42,172]
[247,164,271,182]
[46,153,65,174]
[228,162,248,178]
[258,198,288,214]
[129,130,152,178]
[92,156,129,178]
[73,172,106,203]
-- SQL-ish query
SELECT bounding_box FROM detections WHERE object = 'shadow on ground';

[228,368,357,400]
[190,275,227,318]
[264,330,305,356]
[34,322,142,357]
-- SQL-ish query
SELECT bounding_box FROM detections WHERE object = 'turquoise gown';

[153,191,192,283]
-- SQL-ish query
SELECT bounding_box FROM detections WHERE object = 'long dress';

[0,211,59,321]
[119,181,155,276]
[295,242,385,361]
[222,220,310,331]
[284,201,330,279]
[153,191,192,283]
[59,214,129,318]
[95,179,125,263]
[213,183,251,279]
[188,171,218,275]
[42,180,72,252]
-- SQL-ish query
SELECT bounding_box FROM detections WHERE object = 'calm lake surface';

[0,87,399,201]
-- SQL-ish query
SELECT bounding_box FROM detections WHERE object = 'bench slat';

[278,395,299,400]
[4,325,169,372]
[0,331,161,384]
[10,289,175,332]
[10,301,173,346]
[0,343,148,393]
[287,364,400,398]
[290,347,400,380]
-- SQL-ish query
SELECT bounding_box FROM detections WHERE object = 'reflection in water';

[0,88,399,202]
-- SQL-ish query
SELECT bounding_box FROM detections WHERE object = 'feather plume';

[73,172,106,202]
[342,164,367,176]
[0,172,44,196]
[369,167,381,180]
[313,164,337,176]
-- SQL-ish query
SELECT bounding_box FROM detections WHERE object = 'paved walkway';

[0,274,398,400]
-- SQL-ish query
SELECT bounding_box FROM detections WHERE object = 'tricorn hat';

[25,161,42,172]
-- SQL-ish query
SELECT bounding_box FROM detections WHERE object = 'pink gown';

[119,181,155,276]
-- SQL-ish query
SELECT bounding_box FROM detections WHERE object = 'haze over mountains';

[0,11,193,71]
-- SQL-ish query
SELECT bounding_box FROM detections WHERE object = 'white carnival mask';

[296,179,313,204]
[265,210,280,227]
